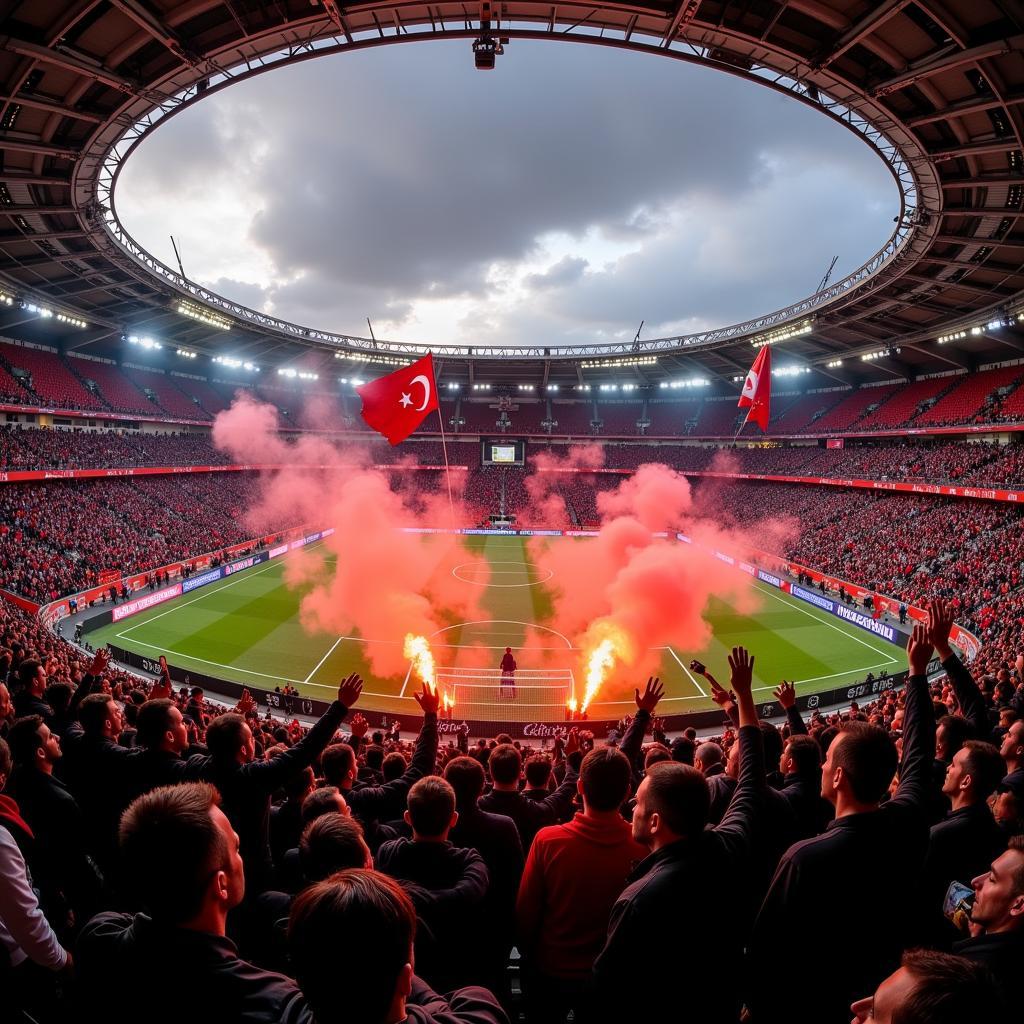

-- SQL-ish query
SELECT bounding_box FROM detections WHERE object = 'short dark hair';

[960,740,1005,800]
[758,722,783,767]
[406,776,455,837]
[136,699,176,749]
[302,786,344,826]
[7,715,45,766]
[381,752,406,783]
[894,949,1003,1024]
[936,715,973,758]
[524,754,552,788]
[444,756,485,807]
[320,743,356,786]
[832,722,897,803]
[79,693,116,736]
[580,747,633,811]
[119,783,227,924]
[488,743,522,785]
[288,870,415,1024]
[644,744,672,770]
[299,813,368,883]
[364,744,385,771]
[205,713,248,761]
[43,682,71,715]
[786,735,823,777]
[643,762,710,838]
[670,737,695,765]
[16,659,41,691]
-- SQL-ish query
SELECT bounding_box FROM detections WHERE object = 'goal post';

[436,667,574,723]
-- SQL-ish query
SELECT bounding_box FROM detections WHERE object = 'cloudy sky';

[115,39,899,349]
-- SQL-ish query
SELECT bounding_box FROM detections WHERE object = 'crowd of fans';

[0,600,1020,1023]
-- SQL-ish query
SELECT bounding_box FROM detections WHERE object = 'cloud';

[116,39,899,347]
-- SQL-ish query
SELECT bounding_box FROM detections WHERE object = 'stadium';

[1,1,1024,1022]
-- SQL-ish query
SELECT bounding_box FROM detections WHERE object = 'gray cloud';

[117,39,899,346]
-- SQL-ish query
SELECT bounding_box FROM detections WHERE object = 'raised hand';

[728,647,755,698]
[88,647,110,677]
[907,623,934,676]
[565,727,581,756]
[413,681,440,715]
[925,598,954,660]
[709,676,736,709]
[235,688,256,715]
[634,676,664,714]
[337,673,364,709]
[349,712,369,738]
[773,680,796,709]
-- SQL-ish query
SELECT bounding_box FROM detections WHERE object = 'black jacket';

[923,801,1006,947]
[194,700,350,888]
[377,837,490,992]
[747,672,935,1024]
[953,928,1024,1008]
[124,747,208,805]
[779,772,834,839]
[76,912,311,1024]
[344,715,439,832]
[405,976,509,1024]
[478,762,579,850]
[593,724,765,1024]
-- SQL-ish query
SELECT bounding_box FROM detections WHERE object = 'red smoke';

[213,393,487,679]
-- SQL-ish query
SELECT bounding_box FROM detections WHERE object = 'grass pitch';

[90,535,902,721]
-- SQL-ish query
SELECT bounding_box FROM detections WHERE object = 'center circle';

[452,560,554,588]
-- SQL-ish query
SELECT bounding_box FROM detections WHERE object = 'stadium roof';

[1,0,1023,394]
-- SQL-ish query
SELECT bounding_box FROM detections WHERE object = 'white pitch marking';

[663,646,708,698]
[752,580,900,664]
[303,636,344,685]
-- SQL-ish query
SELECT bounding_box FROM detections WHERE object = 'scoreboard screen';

[482,439,525,466]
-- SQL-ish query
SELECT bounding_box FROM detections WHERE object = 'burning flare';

[580,625,631,711]
[404,633,436,689]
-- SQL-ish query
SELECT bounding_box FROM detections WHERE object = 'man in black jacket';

[77,782,311,1024]
[923,739,1006,947]
[478,734,580,849]
[6,713,103,923]
[317,685,440,852]
[747,617,938,1024]
[593,646,765,1024]
[444,755,523,998]
[287,869,507,1024]
[126,698,207,802]
[377,776,490,992]
[953,835,1024,1006]
[193,674,365,890]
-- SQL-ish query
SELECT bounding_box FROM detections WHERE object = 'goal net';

[436,666,574,723]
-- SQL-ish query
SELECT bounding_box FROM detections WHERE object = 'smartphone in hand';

[689,660,706,675]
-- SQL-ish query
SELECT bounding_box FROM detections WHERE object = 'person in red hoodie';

[516,743,644,1024]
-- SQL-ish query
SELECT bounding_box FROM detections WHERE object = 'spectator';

[76,783,311,1024]
[850,949,1003,1024]
[593,647,764,1023]
[923,740,1006,946]
[0,737,72,1018]
[747,620,938,1024]
[478,735,581,849]
[287,870,507,1024]
[517,745,644,1023]
[376,776,490,992]
[953,836,1024,1003]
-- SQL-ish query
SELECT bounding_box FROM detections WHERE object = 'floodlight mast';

[473,0,506,69]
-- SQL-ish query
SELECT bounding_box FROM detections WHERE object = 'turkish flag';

[356,352,440,445]
[737,345,772,432]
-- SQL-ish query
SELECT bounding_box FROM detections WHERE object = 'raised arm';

[539,728,581,820]
[715,646,766,857]
[243,674,362,789]
[348,683,440,820]
[892,621,936,810]
[774,681,808,736]
[699,660,740,729]
[67,649,110,720]
[928,598,989,741]
[619,678,663,780]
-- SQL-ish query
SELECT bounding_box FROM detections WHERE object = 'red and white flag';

[737,345,772,432]
[356,352,439,446]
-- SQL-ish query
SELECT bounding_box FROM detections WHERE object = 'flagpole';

[432,364,457,528]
